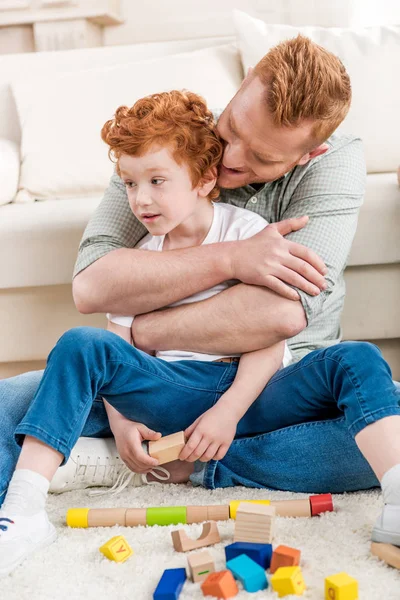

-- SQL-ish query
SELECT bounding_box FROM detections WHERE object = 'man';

[1,35,397,502]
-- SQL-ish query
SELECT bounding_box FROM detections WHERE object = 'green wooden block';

[146,506,187,526]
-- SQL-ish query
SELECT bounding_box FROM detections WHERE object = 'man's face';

[216,74,326,188]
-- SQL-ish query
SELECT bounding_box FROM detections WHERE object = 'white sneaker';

[372,504,400,546]
[0,510,57,576]
[49,436,170,496]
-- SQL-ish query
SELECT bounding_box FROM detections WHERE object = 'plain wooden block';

[269,499,311,518]
[270,545,301,574]
[234,503,275,544]
[148,431,185,465]
[188,550,216,582]
[371,542,400,569]
[171,522,220,552]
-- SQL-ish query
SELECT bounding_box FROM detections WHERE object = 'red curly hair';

[101,90,223,201]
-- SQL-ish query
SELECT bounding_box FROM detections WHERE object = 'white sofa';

[0,16,399,380]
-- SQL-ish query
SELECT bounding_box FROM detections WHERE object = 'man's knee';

[53,326,109,357]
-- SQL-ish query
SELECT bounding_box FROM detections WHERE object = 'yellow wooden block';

[99,535,133,563]
[229,500,271,519]
[271,566,306,597]
[325,572,358,600]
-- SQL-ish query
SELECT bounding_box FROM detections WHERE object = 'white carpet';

[3,484,400,600]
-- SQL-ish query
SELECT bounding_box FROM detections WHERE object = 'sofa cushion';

[0,139,19,206]
[233,10,400,174]
[1,173,398,290]
[11,44,242,203]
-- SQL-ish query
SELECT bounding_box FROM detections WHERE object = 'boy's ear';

[197,169,218,197]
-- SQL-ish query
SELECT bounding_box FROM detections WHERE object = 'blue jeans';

[1,326,399,505]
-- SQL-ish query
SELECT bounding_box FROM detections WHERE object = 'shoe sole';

[372,527,400,546]
[0,525,57,577]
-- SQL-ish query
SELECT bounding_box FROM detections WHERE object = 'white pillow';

[0,139,19,205]
[11,44,242,203]
[233,10,400,174]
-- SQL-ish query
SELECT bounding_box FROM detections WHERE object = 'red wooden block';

[309,494,333,516]
[201,570,239,599]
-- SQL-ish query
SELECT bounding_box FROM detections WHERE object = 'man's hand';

[230,216,328,301]
[110,417,162,474]
[179,405,238,463]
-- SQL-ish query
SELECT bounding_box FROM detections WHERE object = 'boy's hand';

[180,405,238,463]
[111,417,161,474]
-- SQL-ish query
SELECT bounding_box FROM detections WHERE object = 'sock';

[381,463,400,505]
[2,469,50,516]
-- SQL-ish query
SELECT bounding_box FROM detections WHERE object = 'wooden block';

[171,521,220,552]
[187,550,216,583]
[371,542,400,569]
[207,505,230,522]
[88,508,128,527]
[270,545,301,574]
[325,572,358,600]
[125,508,147,527]
[153,568,186,600]
[225,542,273,569]
[269,499,311,518]
[271,566,306,597]
[99,535,133,563]
[229,500,271,520]
[226,554,268,593]
[186,506,209,524]
[148,431,185,465]
[201,570,239,599]
[234,503,275,544]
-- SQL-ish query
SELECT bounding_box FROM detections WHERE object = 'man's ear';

[297,143,329,166]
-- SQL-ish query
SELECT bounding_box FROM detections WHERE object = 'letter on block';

[225,541,273,570]
[148,431,185,465]
[99,535,133,563]
[325,572,358,600]
[172,522,220,552]
[226,554,268,593]
[201,570,239,599]
[188,550,216,583]
[270,545,301,574]
[271,566,306,597]
[234,503,275,544]
[153,568,186,600]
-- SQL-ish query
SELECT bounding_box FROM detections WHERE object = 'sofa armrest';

[0,139,20,205]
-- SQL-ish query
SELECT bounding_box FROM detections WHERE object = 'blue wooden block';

[225,542,273,569]
[227,554,268,593]
[153,568,187,600]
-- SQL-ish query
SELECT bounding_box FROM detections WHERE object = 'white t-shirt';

[107,201,292,367]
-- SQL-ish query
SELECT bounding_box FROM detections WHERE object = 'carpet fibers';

[2,484,400,599]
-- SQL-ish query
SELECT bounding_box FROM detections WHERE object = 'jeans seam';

[14,424,70,458]
[348,406,400,437]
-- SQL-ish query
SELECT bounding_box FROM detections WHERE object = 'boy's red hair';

[101,90,223,201]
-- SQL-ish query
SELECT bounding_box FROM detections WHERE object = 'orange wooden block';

[201,570,239,599]
[148,431,185,465]
[270,545,301,574]
[172,521,220,552]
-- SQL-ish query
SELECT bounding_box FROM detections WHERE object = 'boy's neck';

[163,200,215,251]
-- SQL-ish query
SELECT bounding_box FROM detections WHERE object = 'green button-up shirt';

[74,129,366,362]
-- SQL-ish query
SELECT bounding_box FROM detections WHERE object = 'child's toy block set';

[66,431,400,598]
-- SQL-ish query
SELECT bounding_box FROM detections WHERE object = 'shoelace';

[73,454,125,486]
[88,465,170,497]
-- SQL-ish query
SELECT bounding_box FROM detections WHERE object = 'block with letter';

[325,572,358,600]
[270,545,301,574]
[271,565,306,597]
[153,568,186,600]
[148,431,186,465]
[187,550,216,583]
[201,570,238,599]
[234,502,275,544]
[226,554,268,593]
[99,535,133,563]
[225,541,272,569]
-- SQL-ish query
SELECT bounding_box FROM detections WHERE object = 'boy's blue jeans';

[1,326,399,505]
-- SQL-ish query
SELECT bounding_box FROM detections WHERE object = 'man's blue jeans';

[1,326,399,505]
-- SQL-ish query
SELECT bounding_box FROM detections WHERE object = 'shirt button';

[250,197,257,204]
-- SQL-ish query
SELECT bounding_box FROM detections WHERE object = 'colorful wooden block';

[225,541,273,569]
[226,554,268,593]
[148,431,185,464]
[325,572,358,600]
[153,568,186,600]
[188,550,216,583]
[147,506,187,526]
[271,566,306,597]
[371,542,400,569]
[234,503,275,544]
[270,545,301,574]
[309,494,334,516]
[99,535,133,563]
[201,570,239,599]
[172,521,220,552]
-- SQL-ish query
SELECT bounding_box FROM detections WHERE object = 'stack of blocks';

[234,503,276,544]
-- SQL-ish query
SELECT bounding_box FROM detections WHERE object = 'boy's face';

[119,146,204,235]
